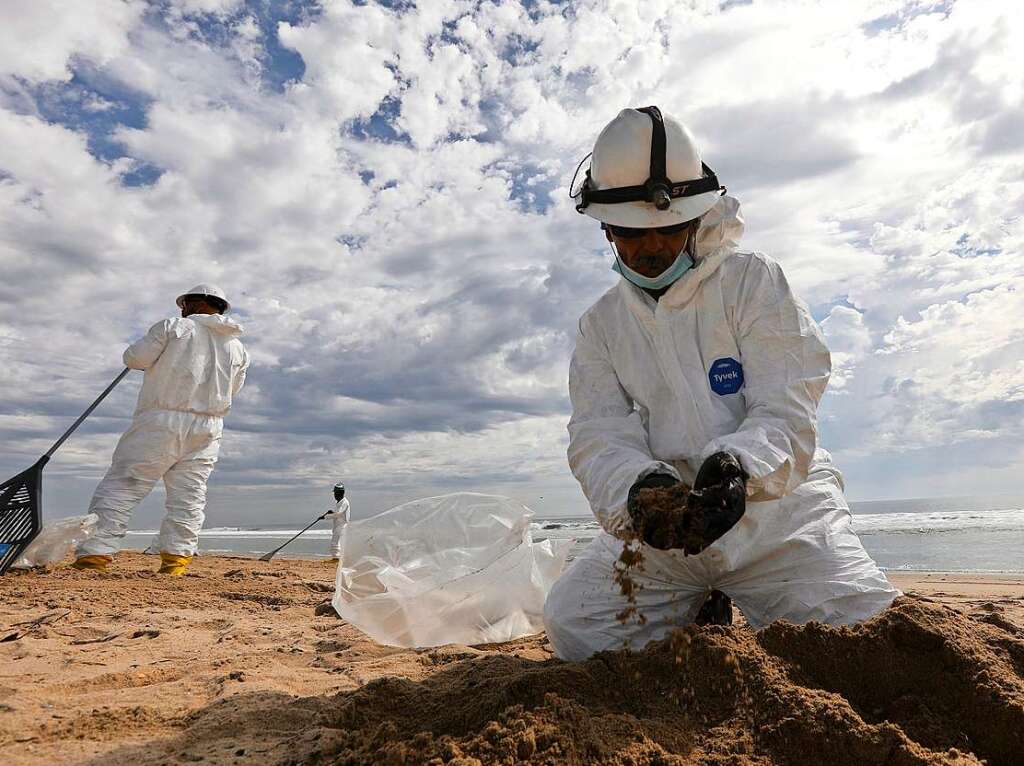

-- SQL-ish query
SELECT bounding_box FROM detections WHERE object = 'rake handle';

[44,368,131,459]
[260,513,329,561]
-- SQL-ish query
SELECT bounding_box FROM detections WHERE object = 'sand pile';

[310,597,1022,765]
[3,556,1022,765]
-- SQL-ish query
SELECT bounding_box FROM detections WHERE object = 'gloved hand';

[626,472,684,549]
[683,452,748,554]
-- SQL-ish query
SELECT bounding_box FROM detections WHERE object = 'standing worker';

[325,482,350,563]
[543,107,898,660]
[73,284,250,576]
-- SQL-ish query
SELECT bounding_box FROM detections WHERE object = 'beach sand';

[1,553,1022,765]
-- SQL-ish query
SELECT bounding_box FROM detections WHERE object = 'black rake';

[259,512,330,562]
[0,368,130,574]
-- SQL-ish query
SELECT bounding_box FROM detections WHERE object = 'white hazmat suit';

[77,314,249,558]
[543,195,898,661]
[325,497,350,559]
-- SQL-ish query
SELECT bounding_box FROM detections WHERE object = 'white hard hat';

[572,107,724,228]
[176,283,230,312]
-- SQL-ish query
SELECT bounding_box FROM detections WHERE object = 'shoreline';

[131,547,1024,574]
[2,554,1022,765]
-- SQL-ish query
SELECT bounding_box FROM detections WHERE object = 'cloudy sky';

[1,0,1022,529]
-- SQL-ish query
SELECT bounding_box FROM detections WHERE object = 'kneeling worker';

[543,107,898,660]
[74,284,250,576]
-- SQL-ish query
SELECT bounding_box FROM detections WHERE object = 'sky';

[1,0,1022,529]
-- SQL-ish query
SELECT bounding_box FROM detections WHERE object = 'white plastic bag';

[12,514,98,569]
[332,493,571,648]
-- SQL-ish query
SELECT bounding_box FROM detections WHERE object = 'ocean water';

[123,496,1024,573]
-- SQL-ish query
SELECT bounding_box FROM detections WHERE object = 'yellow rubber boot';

[72,555,113,572]
[157,552,193,577]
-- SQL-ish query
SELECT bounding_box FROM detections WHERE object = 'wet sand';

[1,553,1022,765]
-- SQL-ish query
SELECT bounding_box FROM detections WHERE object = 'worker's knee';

[89,475,155,515]
[542,601,572,660]
[162,504,203,524]
[542,580,566,635]
[543,571,592,661]
[164,477,210,512]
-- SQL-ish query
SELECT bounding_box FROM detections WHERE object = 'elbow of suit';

[122,351,148,370]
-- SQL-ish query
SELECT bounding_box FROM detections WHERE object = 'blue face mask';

[611,244,695,291]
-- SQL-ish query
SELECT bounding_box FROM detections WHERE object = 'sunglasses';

[604,221,692,239]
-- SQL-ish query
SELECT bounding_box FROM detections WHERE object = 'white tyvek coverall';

[544,196,898,661]
[325,497,351,559]
[78,314,249,558]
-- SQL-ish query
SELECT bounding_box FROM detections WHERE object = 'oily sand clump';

[614,483,695,624]
[628,483,699,553]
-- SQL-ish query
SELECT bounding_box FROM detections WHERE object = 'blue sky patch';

[252,2,312,92]
[862,0,954,36]
[350,96,409,144]
[367,0,417,11]
[158,0,314,93]
[952,232,1001,259]
[14,69,163,186]
[489,160,558,215]
[501,33,540,65]
[121,162,165,188]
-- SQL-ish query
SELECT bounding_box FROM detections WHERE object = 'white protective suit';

[325,497,350,559]
[78,314,249,558]
[544,195,898,661]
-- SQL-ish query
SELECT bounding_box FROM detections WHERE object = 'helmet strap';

[636,106,672,210]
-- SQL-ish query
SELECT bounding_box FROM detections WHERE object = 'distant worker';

[325,482,350,562]
[73,284,250,576]
[543,107,898,660]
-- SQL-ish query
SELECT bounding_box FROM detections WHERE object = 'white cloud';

[170,0,246,15]
[0,0,144,84]
[821,306,872,391]
[278,3,399,121]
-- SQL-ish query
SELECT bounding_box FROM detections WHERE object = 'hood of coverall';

[617,193,745,313]
[186,313,245,336]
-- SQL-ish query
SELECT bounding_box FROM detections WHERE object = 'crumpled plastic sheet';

[332,493,572,648]
[13,514,97,568]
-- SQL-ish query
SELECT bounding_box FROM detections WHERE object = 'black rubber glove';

[626,472,682,550]
[683,452,748,554]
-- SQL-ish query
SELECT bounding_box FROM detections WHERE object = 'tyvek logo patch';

[709,357,744,395]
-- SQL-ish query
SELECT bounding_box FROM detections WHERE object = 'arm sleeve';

[700,256,831,501]
[122,320,171,370]
[325,499,350,521]
[567,315,681,538]
[232,346,250,396]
